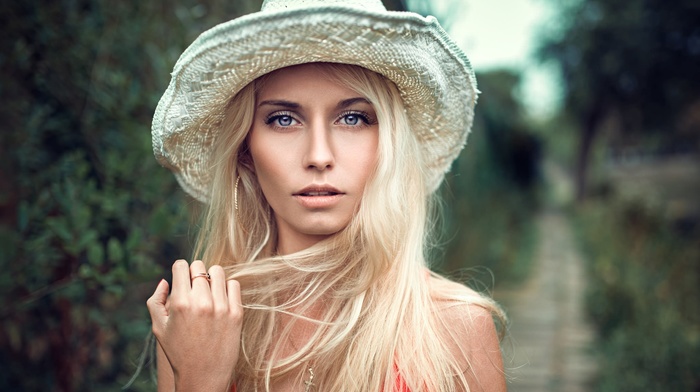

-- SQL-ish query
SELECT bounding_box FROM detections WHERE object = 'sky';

[428,0,562,118]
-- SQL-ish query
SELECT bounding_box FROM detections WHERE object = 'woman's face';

[248,64,379,255]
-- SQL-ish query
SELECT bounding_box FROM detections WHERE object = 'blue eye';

[265,112,298,128]
[343,114,360,126]
[276,115,293,127]
[339,112,372,126]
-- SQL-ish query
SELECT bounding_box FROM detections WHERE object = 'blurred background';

[1,0,698,390]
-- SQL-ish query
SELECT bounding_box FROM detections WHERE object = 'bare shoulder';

[428,275,507,392]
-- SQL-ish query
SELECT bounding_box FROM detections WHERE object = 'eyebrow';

[337,97,372,109]
[257,100,300,109]
[257,97,371,110]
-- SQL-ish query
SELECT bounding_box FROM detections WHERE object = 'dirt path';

[495,211,597,391]
[494,163,597,391]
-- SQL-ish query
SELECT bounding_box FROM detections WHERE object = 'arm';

[441,303,507,392]
[462,304,506,392]
[156,341,174,392]
[147,260,242,392]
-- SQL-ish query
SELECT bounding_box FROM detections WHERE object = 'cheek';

[250,129,284,170]
[251,151,284,195]
[351,133,379,182]
[249,133,282,196]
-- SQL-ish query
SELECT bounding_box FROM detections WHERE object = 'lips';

[293,185,344,209]
[298,191,338,196]
[293,185,343,196]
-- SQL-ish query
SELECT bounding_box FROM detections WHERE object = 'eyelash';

[264,110,376,129]
[336,110,375,127]
[264,111,298,128]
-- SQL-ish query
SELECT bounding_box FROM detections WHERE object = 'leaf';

[71,204,92,232]
[78,264,93,279]
[76,229,99,253]
[107,237,124,263]
[46,217,73,243]
[18,201,29,232]
[125,227,143,252]
[87,242,104,266]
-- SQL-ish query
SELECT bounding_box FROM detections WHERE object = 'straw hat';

[152,0,477,202]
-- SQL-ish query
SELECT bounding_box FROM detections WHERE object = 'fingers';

[209,265,227,305]
[171,259,191,295]
[147,279,170,329]
[227,279,242,314]
[207,266,243,323]
[162,260,240,314]
[190,260,210,291]
[147,279,170,310]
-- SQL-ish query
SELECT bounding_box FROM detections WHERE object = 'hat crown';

[261,0,386,12]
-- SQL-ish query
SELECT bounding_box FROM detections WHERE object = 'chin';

[299,220,349,237]
[303,226,344,237]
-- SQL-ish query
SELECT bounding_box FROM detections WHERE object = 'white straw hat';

[152,0,477,203]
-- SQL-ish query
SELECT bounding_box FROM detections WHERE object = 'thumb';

[147,279,170,325]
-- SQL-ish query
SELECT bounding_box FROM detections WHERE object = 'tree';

[539,0,700,200]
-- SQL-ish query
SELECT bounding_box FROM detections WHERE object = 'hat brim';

[152,5,477,202]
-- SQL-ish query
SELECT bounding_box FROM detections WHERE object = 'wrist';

[173,374,232,392]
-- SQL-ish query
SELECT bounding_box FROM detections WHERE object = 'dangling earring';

[234,175,241,212]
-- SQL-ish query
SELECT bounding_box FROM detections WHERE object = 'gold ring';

[191,272,211,281]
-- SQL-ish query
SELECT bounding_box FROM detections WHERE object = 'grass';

[573,198,700,391]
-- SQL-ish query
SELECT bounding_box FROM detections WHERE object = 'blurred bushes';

[575,199,700,391]
[439,70,542,286]
[0,1,260,390]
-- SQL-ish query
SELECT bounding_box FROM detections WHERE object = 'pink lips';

[293,185,344,209]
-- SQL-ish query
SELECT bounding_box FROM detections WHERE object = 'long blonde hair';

[194,63,504,391]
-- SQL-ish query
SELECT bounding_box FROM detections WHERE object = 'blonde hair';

[194,63,505,391]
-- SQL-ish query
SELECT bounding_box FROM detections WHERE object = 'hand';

[147,260,243,392]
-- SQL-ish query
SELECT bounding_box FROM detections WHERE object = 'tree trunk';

[575,104,605,202]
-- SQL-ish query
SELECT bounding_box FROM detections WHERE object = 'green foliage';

[575,200,700,391]
[438,70,542,287]
[0,0,263,390]
[539,0,700,136]
[539,0,700,200]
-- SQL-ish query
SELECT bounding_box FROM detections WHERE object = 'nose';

[303,123,335,171]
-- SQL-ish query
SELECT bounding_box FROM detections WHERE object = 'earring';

[234,175,241,211]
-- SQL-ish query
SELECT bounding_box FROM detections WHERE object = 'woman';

[147,0,506,391]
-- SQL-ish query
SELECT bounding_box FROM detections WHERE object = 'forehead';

[263,62,364,81]
[255,63,373,90]
[255,63,368,101]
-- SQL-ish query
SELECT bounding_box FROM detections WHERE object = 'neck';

[274,216,335,255]
[276,231,330,255]
[276,299,325,361]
